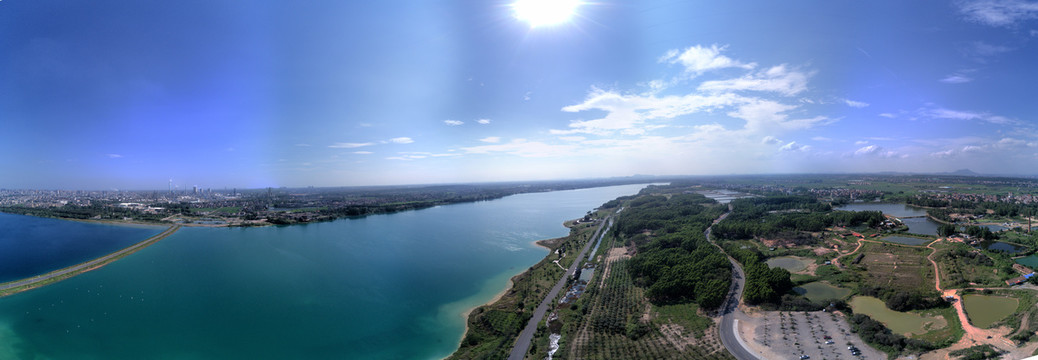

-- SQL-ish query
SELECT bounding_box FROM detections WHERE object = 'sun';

[512,0,582,28]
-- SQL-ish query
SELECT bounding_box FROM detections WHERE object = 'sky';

[2,0,1038,190]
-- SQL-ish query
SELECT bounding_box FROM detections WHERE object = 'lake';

[0,213,163,283]
[0,184,649,359]
[837,203,940,236]
[962,294,1018,328]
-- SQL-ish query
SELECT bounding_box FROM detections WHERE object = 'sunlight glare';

[512,0,581,28]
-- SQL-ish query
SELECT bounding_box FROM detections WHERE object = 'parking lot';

[741,310,886,360]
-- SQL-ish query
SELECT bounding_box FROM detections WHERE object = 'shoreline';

[0,225,181,297]
[451,276,517,359]
[448,227,577,358]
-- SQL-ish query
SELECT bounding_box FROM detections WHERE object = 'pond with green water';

[793,282,851,302]
[765,256,812,272]
[849,296,946,335]
[963,294,1018,328]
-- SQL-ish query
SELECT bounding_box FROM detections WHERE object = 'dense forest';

[614,190,733,309]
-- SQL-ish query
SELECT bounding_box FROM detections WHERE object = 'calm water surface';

[0,213,162,283]
[0,184,649,359]
[837,203,940,236]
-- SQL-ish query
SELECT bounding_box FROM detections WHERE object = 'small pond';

[963,294,1018,328]
[849,296,947,335]
[1017,254,1038,268]
[984,241,1025,254]
[765,256,812,272]
[793,281,851,302]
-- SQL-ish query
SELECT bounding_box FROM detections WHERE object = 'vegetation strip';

[0,225,181,297]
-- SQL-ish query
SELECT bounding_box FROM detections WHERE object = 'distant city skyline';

[3,1,1038,190]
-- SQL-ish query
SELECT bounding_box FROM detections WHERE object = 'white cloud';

[941,74,974,84]
[698,65,809,96]
[353,151,373,155]
[727,99,829,132]
[779,141,810,152]
[106,154,123,158]
[388,137,414,144]
[329,142,375,148]
[854,145,901,158]
[958,0,1038,27]
[523,92,532,101]
[811,136,832,142]
[294,143,311,147]
[843,99,870,108]
[855,140,869,145]
[476,119,491,125]
[878,113,897,118]
[556,87,741,135]
[659,44,756,74]
[444,120,464,126]
[479,136,501,143]
[931,149,957,158]
[558,136,586,142]
[854,145,881,156]
[962,145,987,153]
[762,136,782,145]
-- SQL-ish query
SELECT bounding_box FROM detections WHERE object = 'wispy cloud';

[697,65,809,96]
[479,136,501,143]
[295,143,311,147]
[940,74,974,83]
[659,44,756,74]
[388,137,414,144]
[762,136,782,145]
[329,142,375,149]
[958,0,1038,27]
[921,106,1014,124]
[842,98,870,108]
[353,151,373,155]
[106,153,123,158]
[461,139,577,157]
[878,113,897,118]
[476,118,491,125]
[444,120,464,126]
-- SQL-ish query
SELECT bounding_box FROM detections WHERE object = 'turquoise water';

[0,184,648,359]
[0,213,163,282]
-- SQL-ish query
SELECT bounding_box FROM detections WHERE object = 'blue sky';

[2,0,1038,190]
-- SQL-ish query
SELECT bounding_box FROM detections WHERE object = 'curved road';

[508,215,614,360]
[0,225,180,295]
[705,210,760,360]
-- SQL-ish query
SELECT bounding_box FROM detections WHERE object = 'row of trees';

[723,244,794,304]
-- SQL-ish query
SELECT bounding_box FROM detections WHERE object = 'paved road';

[705,210,759,360]
[0,225,181,294]
[508,216,613,360]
